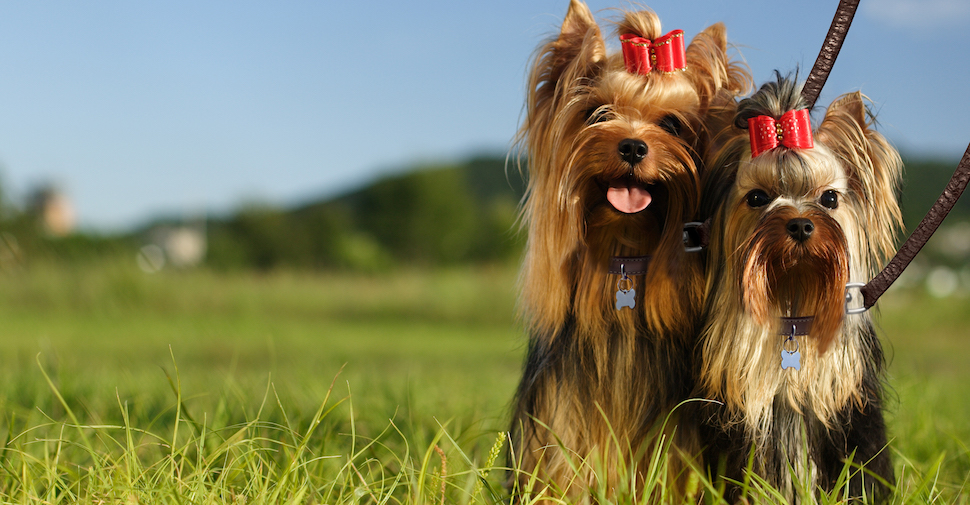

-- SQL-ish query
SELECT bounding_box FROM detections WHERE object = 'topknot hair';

[734,71,808,129]
[615,8,663,40]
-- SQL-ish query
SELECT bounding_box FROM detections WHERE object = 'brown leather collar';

[608,256,651,276]
[778,316,813,337]
[608,220,711,276]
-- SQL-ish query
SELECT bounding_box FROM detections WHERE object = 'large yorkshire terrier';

[509,0,749,498]
[695,74,902,501]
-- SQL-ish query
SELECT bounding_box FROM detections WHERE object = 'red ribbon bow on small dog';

[620,30,686,75]
[747,109,814,157]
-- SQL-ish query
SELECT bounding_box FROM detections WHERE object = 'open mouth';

[605,177,653,214]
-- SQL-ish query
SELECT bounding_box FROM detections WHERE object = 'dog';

[694,73,901,501]
[508,0,750,499]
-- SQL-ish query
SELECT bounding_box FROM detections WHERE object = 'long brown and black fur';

[694,74,902,502]
[508,1,750,499]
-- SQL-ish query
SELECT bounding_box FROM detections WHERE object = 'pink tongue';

[607,184,652,214]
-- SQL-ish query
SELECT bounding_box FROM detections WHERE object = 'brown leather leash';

[848,144,970,312]
[795,0,970,312]
[801,0,860,109]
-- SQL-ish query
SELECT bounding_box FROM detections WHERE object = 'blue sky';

[0,0,968,231]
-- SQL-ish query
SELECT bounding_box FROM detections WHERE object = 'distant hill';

[205,155,526,270]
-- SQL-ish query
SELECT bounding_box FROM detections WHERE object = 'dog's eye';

[745,189,772,208]
[586,107,612,125]
[658,115,682,136]
[820,190,839,209]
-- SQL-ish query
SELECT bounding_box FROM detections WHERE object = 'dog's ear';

[528,0,606,120]
[819,91,866,132]
[817,91,904,264]
[553,0,605,71]
[685,23,752,115]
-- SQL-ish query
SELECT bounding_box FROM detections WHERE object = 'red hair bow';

[620,30,686,75]
[747,109,814,157]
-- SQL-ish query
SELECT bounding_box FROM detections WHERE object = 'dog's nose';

[618,138,648,166]
[786,218,815,242]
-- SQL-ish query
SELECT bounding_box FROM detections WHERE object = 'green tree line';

[204,156,526,271]
[1,153,966,271]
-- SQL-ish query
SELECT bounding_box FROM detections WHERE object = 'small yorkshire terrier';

[695,73,902,501]
[509,0,749,498]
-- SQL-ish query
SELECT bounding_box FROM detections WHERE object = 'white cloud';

[864,0,970,28]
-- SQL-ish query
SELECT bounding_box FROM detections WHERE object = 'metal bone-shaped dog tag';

[615,288,636,310]
[781,350,801,370]
[615,273,636,310]
[781,334,801,371]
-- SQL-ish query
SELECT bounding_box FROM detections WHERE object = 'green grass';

[0,259,966,503]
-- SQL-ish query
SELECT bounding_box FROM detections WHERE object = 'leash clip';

[683,222,706,253]
[845,282,868,315]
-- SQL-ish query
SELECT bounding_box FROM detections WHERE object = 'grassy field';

[0,259,966,503]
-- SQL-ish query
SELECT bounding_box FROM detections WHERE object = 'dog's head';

[517,0,749,336]
[706,74,903,352]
